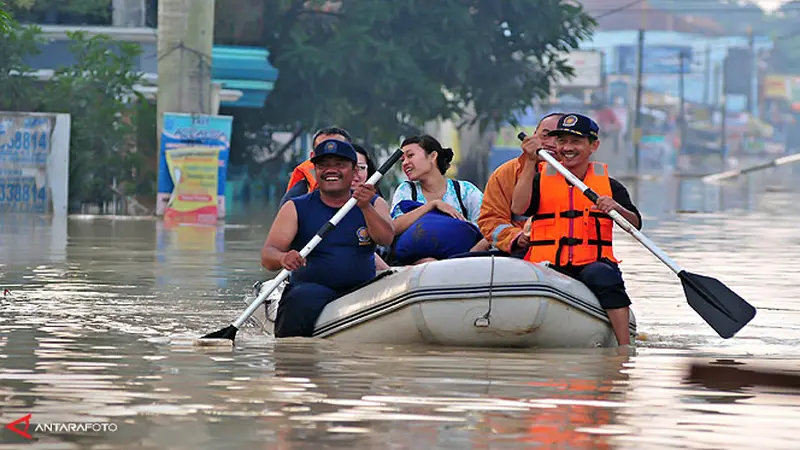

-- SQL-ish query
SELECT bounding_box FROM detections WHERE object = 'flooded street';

[1,167,799,449]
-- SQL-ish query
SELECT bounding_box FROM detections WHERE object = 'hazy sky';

[752,0,792,12]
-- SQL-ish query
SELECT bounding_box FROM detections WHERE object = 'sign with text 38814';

[0,112,71,215]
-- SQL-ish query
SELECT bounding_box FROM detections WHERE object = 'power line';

[590,6,798,14]
[538,27,800,76]
[594,0,645,19]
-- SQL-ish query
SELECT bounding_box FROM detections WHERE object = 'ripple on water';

[0,179,799,448]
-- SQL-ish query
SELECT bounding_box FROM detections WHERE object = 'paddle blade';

[199,324,238,342]
[679,271,756,338]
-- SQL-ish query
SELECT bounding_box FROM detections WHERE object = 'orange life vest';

[524,162,619,267]
[285,160,318,192]
[486,377,615,448]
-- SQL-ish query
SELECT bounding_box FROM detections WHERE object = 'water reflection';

[3,325,798,449]
[623,174,757,217]
[0,167,798,448]
[675,176,757,213]
[0,213,67,264]
[615,353,800,450]
[155,221,226,289]
[0,316,175,446]
[618,163,800,218]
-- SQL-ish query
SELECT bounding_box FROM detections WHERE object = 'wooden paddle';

[703,152,800,183]
[517,132,756,338]
[197,147,404,345]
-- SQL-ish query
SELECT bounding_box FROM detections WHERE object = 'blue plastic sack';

[393,200,483,264]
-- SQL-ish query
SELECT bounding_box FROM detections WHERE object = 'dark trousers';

[274,282,339,338]
[552,259,632,310]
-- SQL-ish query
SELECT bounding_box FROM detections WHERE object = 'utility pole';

[631,0,647,174]
[678,50,686,159]
[747,26,755,114]
[156,0,215,214]
[703,44,711,105]
[721,56,728,163]
[632,28,645,173]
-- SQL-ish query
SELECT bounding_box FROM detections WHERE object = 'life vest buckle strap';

[587,239,613,246]
[559,210,582,219]
[558,237,583,246]
[531,213,556,220]
[588,211,611,219]
[529,239,556,246]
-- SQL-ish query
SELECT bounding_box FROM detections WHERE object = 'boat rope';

[474,255,495,327]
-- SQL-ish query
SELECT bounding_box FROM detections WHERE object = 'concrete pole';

[112,0,146,27]
[632,28,645,174]
[155,0,215,215]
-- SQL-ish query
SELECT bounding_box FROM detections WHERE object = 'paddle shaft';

[231,148,404,329]
[516,132,757,338]
[517,132,683,275]
[703,152,800,182]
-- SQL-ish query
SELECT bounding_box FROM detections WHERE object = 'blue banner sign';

[157,113,233,218]
[0,174,48,213]
[0,115,55,213]
[617,45,693,74]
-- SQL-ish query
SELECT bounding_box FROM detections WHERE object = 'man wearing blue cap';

[511,113,642,346]
[260,139,395,337]
[280,126,353,207]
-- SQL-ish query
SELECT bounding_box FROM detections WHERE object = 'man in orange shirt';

[280,126,352,206]
[512,113,641,346]
[477,112,563,257]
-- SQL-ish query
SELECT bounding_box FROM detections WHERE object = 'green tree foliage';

[216,0,595,144]
[0,23,42,112]
[0,6,12,32]
[0,23,154,210]
[213,0,594,190]
[47,32,150,207]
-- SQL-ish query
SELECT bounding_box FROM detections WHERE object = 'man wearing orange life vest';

[477,112,564,257]
[280,126,353,207]
[512,113,642,346]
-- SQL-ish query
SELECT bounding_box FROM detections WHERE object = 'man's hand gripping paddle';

[517,132,755,338]
[195,147,405,346]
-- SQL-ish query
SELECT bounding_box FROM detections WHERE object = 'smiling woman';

[388,135,490,265]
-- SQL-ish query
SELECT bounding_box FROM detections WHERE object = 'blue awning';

[212,46,279,108]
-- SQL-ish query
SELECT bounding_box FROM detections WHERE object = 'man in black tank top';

[260,139,395,337]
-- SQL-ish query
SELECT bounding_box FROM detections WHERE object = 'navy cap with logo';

[310,138,358,164]
[547,113,600,139]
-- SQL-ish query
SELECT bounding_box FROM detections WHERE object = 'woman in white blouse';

[390,135,490,265]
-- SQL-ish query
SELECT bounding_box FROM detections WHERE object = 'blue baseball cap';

[547,113,600,139]
[311,139,358,164]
